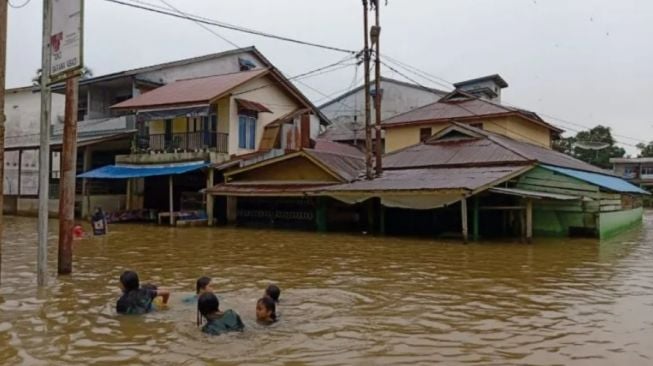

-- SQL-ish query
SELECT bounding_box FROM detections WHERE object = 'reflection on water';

[1,213,653,365]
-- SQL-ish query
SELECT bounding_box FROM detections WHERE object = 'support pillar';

[472,196,480,241]
[125,179,132,210]
[226,196,237,224]
[316,197,327,233]
[82,146,91,217]
[206,168,214,226]
[461,197,468,243]
[168,175,174,226]
[526,198,533,243]
[17,149,22,197]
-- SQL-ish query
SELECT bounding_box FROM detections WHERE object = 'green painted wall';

[598,207,643,239]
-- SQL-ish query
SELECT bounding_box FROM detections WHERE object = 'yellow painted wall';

[147,117,193,134]
[217,98,230,134]
[384,116,552,152]
[229,74,302,155]
[230,156,339,182]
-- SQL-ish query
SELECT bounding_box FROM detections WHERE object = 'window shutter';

[238,116,247,148]
[248,117,256,149]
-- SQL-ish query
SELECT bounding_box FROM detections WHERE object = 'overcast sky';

[6,0,653,153]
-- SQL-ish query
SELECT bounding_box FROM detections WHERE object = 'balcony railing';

[134,131,228,154]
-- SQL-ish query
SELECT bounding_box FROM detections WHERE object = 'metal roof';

[208,183,328,196]
[112,69,268,110]
[319,166,527,193]
[304,149,365,182]
[78,161,208,179]
[453,74,509,88]
[313,139,364,158]
[610,157,653,164]
[542,165,650,195]
[489,187,588,201]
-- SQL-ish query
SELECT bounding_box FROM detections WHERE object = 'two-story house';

[381,74,563,153]
[610,157,653,191]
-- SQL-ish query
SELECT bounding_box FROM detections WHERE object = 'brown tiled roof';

[382,92,562,133]
[112,69,268,110]
[319,166,527,193]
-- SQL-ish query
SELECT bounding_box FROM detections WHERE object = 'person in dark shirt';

[197,292,244,335]
[116,270,170,315]
[256,296,277,325]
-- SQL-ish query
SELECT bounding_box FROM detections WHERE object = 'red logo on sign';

[51,32,63,52]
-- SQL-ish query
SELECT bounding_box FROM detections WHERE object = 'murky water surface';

[1,214,653,365]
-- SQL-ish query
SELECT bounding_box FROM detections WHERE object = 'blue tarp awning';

[542,165,650,195]
[78,161,208,179]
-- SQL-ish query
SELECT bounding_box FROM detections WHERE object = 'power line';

[103,0,356,54]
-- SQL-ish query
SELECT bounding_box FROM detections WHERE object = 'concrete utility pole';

[362,0,373,180]
[0,0,7,283]
[58,76,78,274]
[372,2,383,176]
[38,0,53,286]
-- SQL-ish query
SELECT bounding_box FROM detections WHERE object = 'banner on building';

[50,0,84,81]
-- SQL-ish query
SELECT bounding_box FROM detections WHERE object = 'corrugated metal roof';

[208,183,328,196]
[320,166,526,192]
[542,165,650,195]
[384,138,527,169]
[304,149,365,182]
[489,187,588,201]
[313,139,364,158]
[235,98,272,113]
[112,69,268,110]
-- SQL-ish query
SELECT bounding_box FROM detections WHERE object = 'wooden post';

[526,198,533,243]
[168,175,174,226]
[362,0,373,180]
[58,76,79,275]
[82,146,91,217]
[226,196,237,224]
[316,197,327,233]
[472,196,480,241]
[17,150,22,197]
[0,0,6,283]
[373,2,383,176]
[125,179,132,210]
[206,168,214,226]
[461,197,468,243]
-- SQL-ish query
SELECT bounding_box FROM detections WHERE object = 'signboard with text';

[50,0,84,81]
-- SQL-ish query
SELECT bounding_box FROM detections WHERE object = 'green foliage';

[636,141,653,157]
[553,125,625,169]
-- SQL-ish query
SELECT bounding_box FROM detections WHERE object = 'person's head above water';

[197,292,220,318]
[256,296,277,323]
[265,284,280,302]
[119,270,139,293]
[196,276,212,295]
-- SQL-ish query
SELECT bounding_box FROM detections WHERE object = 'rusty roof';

[382,91,562,133]
[304,149,365,182]
[313,139,364,158]
[319,166,528,193]
[384,123,608,175]
[111,69,269,110]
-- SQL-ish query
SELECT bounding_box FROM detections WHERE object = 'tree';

[553,125,625,169]
[636,141,653,157]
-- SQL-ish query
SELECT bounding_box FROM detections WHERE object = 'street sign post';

[49,0,83,82]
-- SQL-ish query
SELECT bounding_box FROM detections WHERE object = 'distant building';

[319,77,447,149]
[610,157,653,190]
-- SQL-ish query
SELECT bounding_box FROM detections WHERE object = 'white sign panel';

[50,0,83,79]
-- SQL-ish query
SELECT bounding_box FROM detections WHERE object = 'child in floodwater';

[256,296,277,324]
[182,276,213,304]
[264,284,281,303]
[197,292,244,335]
[116,270,170,315]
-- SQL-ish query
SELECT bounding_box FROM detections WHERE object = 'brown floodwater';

[0,214,652,365]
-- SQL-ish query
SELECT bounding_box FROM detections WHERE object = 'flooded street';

[1,214,652,365]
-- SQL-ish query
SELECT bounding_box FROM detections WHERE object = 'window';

[238,115,257,149]
[470,122,483,130]
[641,167,653,176]
[420,127,432,142]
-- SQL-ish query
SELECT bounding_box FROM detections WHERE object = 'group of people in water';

[116,270,280,335]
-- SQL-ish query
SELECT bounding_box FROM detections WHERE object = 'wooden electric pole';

[0,0,7,283]
[38,0,53,286]
[58,76,78,275]
[372,1,383,176]
[362,0,373,180]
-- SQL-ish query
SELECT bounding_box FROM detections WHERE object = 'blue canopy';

[78,161,208,179]
[542,165,650,195]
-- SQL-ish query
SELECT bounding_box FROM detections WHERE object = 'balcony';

[134,131,228,154]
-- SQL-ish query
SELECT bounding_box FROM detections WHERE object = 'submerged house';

[79,63,328,225]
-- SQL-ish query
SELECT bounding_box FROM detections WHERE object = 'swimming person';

[116,270,170,315]
[182,276,213,304]
[197,292,244,335]
[256,296,277,324]
[265,284,281,303]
